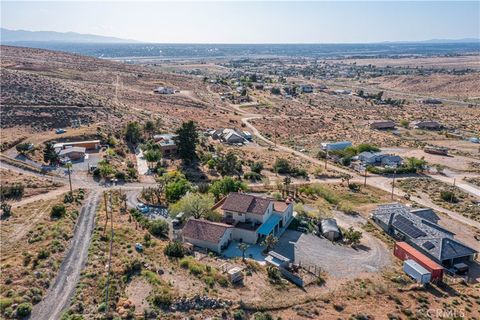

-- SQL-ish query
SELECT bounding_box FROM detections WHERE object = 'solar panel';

[392,216,427,239]
[422,241,435,250]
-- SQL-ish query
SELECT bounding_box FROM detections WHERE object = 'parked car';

[135,243,144,252]
[136,203,149,213]
[55,128,66,134]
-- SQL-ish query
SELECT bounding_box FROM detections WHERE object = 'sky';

[1,1,479,43]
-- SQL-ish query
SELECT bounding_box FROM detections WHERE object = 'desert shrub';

[244,171,262,181]
[37,249,50,259]
[50,204,66,219]
[189,263,204,276]
[253,312,273,320]
[164,241,185,258]
[233,310,246,320]
[179,258,190,269]
[0,183,24,200]
[266,266,282,283]
[115,171,126,180]
[152,292,172,308]
[0,297,13,311]
[16,302,32,317]
[148,220,169,238]
[440,190,458,203]
[123,259,142,278]
[204,276,215,288]
[217,276,229,287]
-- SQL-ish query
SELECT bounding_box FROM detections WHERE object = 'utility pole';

[104,191,114,314]
[451,178,456,203]
[324,149,329,171]
[66,162,73,195]
[364,168,367,187]
[391,169,397,200]
[103,191,108,235]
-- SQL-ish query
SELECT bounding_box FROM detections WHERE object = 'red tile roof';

[182,219,232,244]
[221,193,271,215]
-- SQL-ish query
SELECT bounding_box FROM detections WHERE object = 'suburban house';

[371,203,477,268]
[181,219,233,253]
[181,193,294,252]
[321,141,352,152]
[208,128,250,144]
[358,152,403,167]
[153,134,178,155]
[58,147,86,161]
[411,121,443,130]
[370,120,396,130]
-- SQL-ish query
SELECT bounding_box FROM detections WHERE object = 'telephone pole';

[391,169,397,200]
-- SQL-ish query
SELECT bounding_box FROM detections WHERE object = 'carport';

[258,214,282,238]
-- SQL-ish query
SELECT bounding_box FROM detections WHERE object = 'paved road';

[30,191,101,320]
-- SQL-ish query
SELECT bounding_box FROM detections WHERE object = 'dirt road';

[30,191,101,320]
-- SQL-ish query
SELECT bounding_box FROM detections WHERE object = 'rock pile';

[169,295,233,312]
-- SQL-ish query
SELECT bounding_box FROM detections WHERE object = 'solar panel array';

[393,215,427,239]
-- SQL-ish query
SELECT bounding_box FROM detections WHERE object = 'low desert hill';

[0,45,228,131]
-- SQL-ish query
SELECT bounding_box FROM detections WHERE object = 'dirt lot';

[0,191,85,318]
[0,168,64,199]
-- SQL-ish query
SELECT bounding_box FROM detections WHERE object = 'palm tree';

[238,243,249,262]
[261,234,278,253]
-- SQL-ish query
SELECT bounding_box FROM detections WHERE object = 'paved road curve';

[30,191,101,320]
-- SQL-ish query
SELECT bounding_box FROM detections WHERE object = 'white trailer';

[403,259,431,284]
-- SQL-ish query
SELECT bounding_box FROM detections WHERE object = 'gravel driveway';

[274,230,391,279]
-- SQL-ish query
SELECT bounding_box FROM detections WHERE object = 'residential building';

[372,203,477,268]
[181,193,294,253]
[53,140,100,152]
[321,141,352,152]
[58,147,86,161]
[358,152,402,167]
[181,219,232,253]
[411,121,443,130]
[370,120,396,130]
[153,134,178,155]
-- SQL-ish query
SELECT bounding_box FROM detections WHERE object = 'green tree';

[169,193,214,219]
[16,142,32,155]
[16,302,32,317]
[405,157,427,171]
[175,121,198,160]
[273,158,291,174]
[98,160,114,180]
[343,227,362,247]
[250,161,264,174]
[125,121,142,144]
[165,179,191,203]
[43,142,59,165]
[144,149,162,170]
[149,219,169,238]
[51,204,66,219]
[144,120,156,138]
[164,241,185,258]
[209,177,247,200]
[261,234,278,252]
[216,151,242,177]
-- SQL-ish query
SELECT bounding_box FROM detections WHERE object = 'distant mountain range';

[382,38,479,44]
[1,28,137,43]
[1,28,478,45]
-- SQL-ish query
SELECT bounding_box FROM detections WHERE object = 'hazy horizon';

[2,1,479,44]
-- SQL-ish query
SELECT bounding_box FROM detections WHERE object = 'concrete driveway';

[274,230,391,279]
